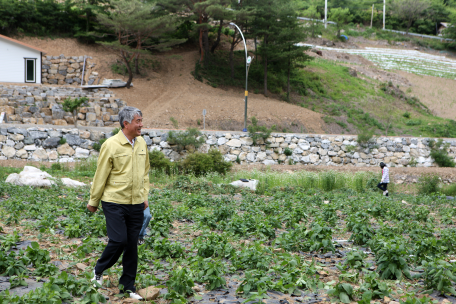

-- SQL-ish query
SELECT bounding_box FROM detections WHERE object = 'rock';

[43,137,61,148]
[137,286,160,300]
[53,119,68,126]
[348,68,357,77]
[86,113,96,121]
[230,179,259,191]
[16,149,28,159]
[24,144,36,151]
[57,143,75,156]
[90,131,103,142]
[384,297,391,304]
[62,178,86,187]
[47,151,58,160]
[217,137,228,145]
[2,146,16,158]
[226,139,242,147]
[32,148,49,161]
[240,137,253,146]
[273,248,285,253]
[263,160,276,165]
[76,263,87,270]
[75,147,90,158]
[5,166,53,187]
[64,134,81,146]
[10,134,24,141]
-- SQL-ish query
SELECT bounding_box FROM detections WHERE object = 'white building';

[0,34,46,84]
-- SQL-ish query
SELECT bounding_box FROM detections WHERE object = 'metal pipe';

[81,56,87,86]
[230,22,249,132]
[324,0,327,29]
[383,0,386,30]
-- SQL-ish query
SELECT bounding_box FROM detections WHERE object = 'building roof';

[0,34,47,54]
[439,22,450,28]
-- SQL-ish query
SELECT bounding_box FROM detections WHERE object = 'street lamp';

[230,22,253,132]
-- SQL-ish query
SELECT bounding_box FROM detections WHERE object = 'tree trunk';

[287,58,291,102]
[230,28,237,79]
[199,15,204,63]
[211,19,223,53]
[135,55,140,75]
[121,51,133,89]
[263,55,268,97]
[73,109,78,127]
[263,35,268,97]
[202,24,210,65]
[406,20,413,35]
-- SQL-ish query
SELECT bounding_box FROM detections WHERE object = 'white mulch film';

[299,43,456,79]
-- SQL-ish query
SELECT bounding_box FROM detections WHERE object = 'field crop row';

[0,170,456,303]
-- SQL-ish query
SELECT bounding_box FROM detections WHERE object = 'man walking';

[87,106,150,300]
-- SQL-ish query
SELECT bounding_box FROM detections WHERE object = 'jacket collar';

[116,130,131,146]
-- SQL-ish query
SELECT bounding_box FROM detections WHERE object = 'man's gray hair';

[119,106,142,129]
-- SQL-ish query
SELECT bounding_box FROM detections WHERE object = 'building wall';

[0,38,41,84]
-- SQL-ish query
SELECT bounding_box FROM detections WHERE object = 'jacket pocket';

[113,153,129,168]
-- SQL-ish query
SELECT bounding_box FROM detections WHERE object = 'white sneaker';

[129,292,144,300]
[383,191,387,196]
[91,270,103,288]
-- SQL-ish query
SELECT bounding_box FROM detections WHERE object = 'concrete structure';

[0,34,46,84]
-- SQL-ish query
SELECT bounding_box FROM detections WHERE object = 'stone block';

[43,137,61,148]
[32,148,48,161]
[2,146,15,158]
[53,119,67,125]
[90,131,103,142]
[86,113,96,121]
[57,143,75,156]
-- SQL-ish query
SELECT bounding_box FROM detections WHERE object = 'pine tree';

[94,0,185,88]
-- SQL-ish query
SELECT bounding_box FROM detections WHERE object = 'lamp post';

[230,22,252,132]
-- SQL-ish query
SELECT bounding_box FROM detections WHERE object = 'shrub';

[51,163,62,171]
[149,150,176,175]
[403,111,411,119]
[357,128,375,148]
[429,139,455,167]
[248,117,274,145]
[417,174,440,195]
[92,139,107,152]
[284,147,293,156]
[406,119,422,126]
[179,149,232,176]
[170,117,179,129]
[168,127,205,152]
[112,127,120,135]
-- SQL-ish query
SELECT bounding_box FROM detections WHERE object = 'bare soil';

[11,36,456,133]
[15,37,326,133]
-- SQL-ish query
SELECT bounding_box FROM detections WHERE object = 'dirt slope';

[15,37,325,133]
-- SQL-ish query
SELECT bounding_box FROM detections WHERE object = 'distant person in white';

[377,162,389,196]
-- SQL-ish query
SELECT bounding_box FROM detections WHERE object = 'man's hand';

[87,204,98,213]
[144,201,149,210]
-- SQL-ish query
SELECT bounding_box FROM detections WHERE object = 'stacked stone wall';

[41,55,99,85]
[0,85,126,127]
[0,126,455,169]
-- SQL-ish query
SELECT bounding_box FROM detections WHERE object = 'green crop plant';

[328,282,354,303]
[416,259,456,296]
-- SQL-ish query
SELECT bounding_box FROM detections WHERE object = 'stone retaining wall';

[0,85,126,127]
[41,55,99,86]
[0,126,455,168]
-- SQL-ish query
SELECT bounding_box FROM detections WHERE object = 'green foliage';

[92,138,107,152]
[25,242,50,267]
[62,97,88,115]
[192,257,227,290]
[429,139,455,167]
[406,119,422,126]
[150,238,184,258]
[179,149,232,176]
[166,267,194,297]
[247,117,274,145]
[417,259,456,295]
[170,117,179,129]
[343,250,367,271]
[328,282,354,303]
[370,237,411,280]
[59,138,66,145]
[359,270,391,299]
[417,174,440,195]
[168,127,205,152]
[149,150,176,175]
[284,147,293,156]
[357,129,375,148]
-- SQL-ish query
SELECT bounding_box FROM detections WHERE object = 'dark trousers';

[95,201,144,293]
[377,183,388,192]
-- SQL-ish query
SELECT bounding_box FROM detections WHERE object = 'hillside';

[13,36,456,137]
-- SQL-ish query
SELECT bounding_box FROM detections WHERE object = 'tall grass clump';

[441,184,456,197]
[417,174,440,195]
[74,157,98,174]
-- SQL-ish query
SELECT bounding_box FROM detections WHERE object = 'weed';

[170,117,179,129]
[59,138,66,145]
[429,139,455,167]
[417,174,440,195]
[168,127,205,152]
[247,117,274,145]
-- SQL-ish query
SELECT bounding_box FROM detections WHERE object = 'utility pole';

[324,0,328,29]
[383,0,386,30]
[371,4,374,28]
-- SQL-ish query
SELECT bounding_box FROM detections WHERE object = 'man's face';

[124,114,143,138]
